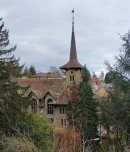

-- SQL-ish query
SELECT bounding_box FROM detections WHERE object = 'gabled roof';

[42,90,58,100]
[26,90,42,99]
[18,78,64,99]
[26,88,61,100]
[51,85,69,105]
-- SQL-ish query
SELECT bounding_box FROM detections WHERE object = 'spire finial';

[72,8,74,32]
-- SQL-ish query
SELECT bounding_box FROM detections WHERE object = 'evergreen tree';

[23,65,36,78]
[77,65,98,139]
[0,19,53,151]
[67,84,79,126]
[67,65,99,151]
[0,19,28,135]
[30,65,36,75]
[105,71,119,84]
[102,32,130,149]
[23,67,28,76]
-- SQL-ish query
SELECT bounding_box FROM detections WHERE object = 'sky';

[1,0,130,75]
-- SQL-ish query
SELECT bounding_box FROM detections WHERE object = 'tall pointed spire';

[72,8,74,32]
[60,9,83,70]
[70,8,77,61]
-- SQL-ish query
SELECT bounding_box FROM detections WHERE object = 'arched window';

[47,99,53,114]
[31,99,37,113]
[70,71,74,81]
[70,75,74,81]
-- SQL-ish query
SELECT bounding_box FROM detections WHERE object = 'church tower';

[60,9,83,85]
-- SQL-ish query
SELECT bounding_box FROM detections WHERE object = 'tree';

[23,65,36,78]
[54,126,80,152]
[105,71,119,84]
[67,65,99,151]
[0,135,38,152]
[103,32,130,149]
[19,114,53,152]
[49,66,65,76]
[77,65,98,140]
[0,19,53,151]
[30,65,36,75]
[67,84,79,126]
[0,114,53,152]
[0,18,28,134]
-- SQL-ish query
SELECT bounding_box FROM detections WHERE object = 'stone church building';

[18,11,106,128]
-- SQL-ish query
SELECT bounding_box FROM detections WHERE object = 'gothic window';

[47,98,53,114]
[70,75,74,81]
[31,99,37,113]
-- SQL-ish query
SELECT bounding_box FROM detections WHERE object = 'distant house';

[33,72,62,79]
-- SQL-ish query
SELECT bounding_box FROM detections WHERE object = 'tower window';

[31,99,37,113]
[70,75,74,81]
[47,99,53,114]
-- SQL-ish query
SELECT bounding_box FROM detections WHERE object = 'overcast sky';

[1,0,130,75]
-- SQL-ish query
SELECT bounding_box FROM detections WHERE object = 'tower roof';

[60,9,83,70]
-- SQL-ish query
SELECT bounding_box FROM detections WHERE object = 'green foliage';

[23,65,36,78]
[0,18,28,135]
[103,31,130,145]
[30,65,36,75]
[78,80,98,139]
[19,114,53,152]
[0,19,53,152]
[105,71,119,84]
[67,84,79,125]
[117,32,130,73]
[81,64,91,82]
[0,114,53,152]
[67,65,99,142]
[0,135,39,152]
[104,72,112,84]
[99,97,114,135]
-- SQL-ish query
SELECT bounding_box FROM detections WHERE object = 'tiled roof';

[42,90,58,100]
[26,89,47,99]
[51,85,69,105]
[18,78,67,103]
[18,78,63,90]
